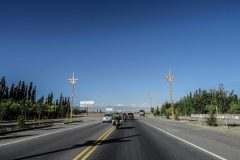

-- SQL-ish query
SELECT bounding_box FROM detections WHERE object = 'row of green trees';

[159,86,240,117]
[0,76,81,121]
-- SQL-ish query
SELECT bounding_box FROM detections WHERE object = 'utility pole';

[159,103,162,116]
[149,92,152,108]
[68,72,78,122]
[165,70,174,119]
[218,83,224,121]
[148,92,153,108]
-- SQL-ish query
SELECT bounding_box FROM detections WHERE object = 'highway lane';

[0,118,229,160]
[141,116,240,160]
[0,122,112,160]
[87,119,218,160]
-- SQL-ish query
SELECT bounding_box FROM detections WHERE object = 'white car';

[102,113,113,123]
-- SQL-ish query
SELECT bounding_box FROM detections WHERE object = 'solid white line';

[139,120,227,160]
[0,121,99,147]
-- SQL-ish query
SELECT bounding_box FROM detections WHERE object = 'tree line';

[152,85,240,117]
[0,76,82,121]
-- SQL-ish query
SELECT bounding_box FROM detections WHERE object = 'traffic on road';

[1,113,237,160]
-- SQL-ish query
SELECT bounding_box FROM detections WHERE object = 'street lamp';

[165,70,174,118]
[68,72,78,122]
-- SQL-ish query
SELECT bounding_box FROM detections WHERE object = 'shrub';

[17,116,25,128]
[229,102,240,114]
[206,112,217,126]
[174,110,180,120]
[154,109,160,116]
[165,108,171,119]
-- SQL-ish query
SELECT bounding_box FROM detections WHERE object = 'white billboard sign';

[80,101,95,107]
[106,108,113,112]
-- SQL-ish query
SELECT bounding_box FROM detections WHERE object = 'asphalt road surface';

[0,118,231,160]
[87,119,218,160]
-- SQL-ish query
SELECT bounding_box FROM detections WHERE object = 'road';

[87,119,218,160]
[0,117,237,160]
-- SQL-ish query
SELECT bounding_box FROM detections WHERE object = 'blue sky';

[1,0,240,106]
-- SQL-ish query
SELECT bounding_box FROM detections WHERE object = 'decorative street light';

[165,70,174,118]
[68,72,78,122]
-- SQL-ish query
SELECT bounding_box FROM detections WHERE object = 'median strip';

[73,126,115,160]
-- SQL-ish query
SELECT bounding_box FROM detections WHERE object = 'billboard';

[80,101,95,107]
[106,108,113,112]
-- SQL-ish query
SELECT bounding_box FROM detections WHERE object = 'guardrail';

[190,114,240,120]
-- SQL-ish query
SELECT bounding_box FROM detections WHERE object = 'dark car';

[139,110,145,117]
[128,113,134,119]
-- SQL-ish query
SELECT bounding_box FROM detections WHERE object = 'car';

[128,113,134,119]
[102,113,113,123]
[139,110,145,117]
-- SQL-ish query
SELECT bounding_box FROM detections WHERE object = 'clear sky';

[1,0,240,106]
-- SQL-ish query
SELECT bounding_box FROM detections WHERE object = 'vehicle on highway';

[123,113,127,121]
[102,113,113,123]
[128,113,134,119]
[112,113,122,129]
[139,110,145,117]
